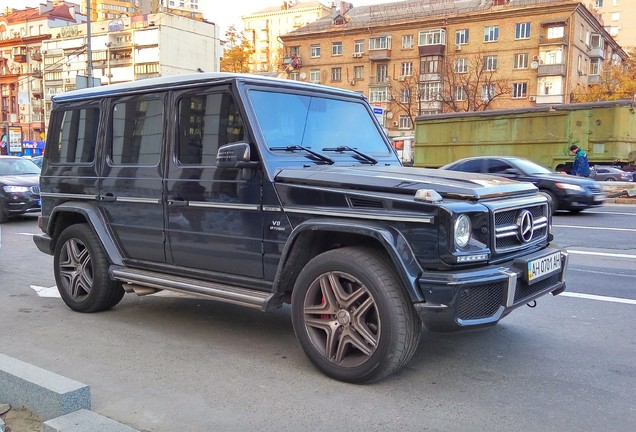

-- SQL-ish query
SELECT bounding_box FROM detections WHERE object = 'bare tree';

[439,51,511,112]
[387,71,421,129]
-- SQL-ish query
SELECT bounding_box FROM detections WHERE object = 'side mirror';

[217,142,259,169]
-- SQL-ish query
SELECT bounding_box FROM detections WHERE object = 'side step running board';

[111,267,280,311]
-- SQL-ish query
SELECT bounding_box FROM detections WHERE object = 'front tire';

[291,247,421,383]
[54,224,124,312]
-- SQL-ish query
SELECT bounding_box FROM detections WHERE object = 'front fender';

[271,219,425,303]
[46,201,124,266]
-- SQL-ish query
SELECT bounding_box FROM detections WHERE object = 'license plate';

[527,252,561,283]
[593,194,605,202]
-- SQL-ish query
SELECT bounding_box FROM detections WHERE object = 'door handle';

[168,197,188,207]
[100,193,116,202]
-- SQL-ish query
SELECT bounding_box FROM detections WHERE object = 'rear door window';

[110,98,163,165]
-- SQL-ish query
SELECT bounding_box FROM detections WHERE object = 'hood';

[274,165,537,200]
[0,174,40,187]
[532,172,598,185]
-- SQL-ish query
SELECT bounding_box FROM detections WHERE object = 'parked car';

[0,156,41,223]
[589,166,633,182]
[440,156,605,213]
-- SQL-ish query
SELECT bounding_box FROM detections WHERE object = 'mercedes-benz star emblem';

[517,210,534,243]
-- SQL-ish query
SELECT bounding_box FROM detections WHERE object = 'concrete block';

[0,353,90,421]
[43,409,139,432]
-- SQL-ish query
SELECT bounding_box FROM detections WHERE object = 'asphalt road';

[0,205,634,432]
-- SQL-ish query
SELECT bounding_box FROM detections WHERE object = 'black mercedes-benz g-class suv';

[34,73,567,383]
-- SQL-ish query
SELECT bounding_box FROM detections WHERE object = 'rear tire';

[54,224,124,312]
[291,247,421,383]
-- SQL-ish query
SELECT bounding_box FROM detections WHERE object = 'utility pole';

[86,0,93,86]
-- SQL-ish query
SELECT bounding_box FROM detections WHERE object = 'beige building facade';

[280,0,626,138]
[242,0,331,73]
[591,0,636,50]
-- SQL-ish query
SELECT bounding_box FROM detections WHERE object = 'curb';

[0,353,138,432]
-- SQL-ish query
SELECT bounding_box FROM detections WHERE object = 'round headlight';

[454,214,471,248]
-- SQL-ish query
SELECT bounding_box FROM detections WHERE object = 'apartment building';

[280,0,626,138]
[82,0,138,21]
[590,0,636,50]
[242,0,331,73]
[41,12,219,117]
[0,1,85,146]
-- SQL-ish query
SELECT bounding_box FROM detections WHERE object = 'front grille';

[586,185,603,194]
[457,282,505,320]
[514,274,560,304]
[30,185,40,195]
[494,203,549,253]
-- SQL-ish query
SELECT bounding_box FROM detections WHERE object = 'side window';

[110,98,163,165]
[177,92,245,165]
[454,159,483,172]
[486,159,513,174]
[48,108,99,163]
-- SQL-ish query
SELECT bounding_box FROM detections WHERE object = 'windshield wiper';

[269,145,334,165]
[322,146,378,165]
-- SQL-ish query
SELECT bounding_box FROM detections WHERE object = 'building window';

[354,40,364,54]
[454,58,468,73]
[612,0,619,6]
[418,29,445,46]
[547,26,564,39]
[515,22,530,39]
[420,56,440,74]
[590,59,601,75]
[332,42,342,56]
[369,36,391,50]
[399,115,411,129]
[591,34,604,49]
[402,34,414,49]
[310,44,320,57]
[331,67,341,81]
[454,86,467,101]
[400,89,411,104]
[484,55,498,71]
[419,81,441,101]
[310,69,320,83]
[401,62,413,76]
[611,12,620,21]
[353,66,364,79]
[376,64,389,82]
[369,87,388,103]
[595,0,603,6]
[289,46,300,56]
[481,84,496,101]
[513,53,529,69]
[455,29,469,45]
[512,82,527,98]
[484,26,499,42]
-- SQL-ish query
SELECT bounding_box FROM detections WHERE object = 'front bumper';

[560,192,605,210]
[415,246,568,332]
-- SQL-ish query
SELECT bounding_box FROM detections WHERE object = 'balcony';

[418,100,442,111]
[535,94,564,104]
[368,49,391,61]
[537,63,566,76]
[588,74,601,84]
[369,76,390,86]
[31,52,42,61]
[13,54,27,63]
[418,45,445,57]
[419,73,441,82]
[539,35,568,46]
[589,47,605,59]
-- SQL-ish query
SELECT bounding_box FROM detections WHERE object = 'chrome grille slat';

[493,203,549,253]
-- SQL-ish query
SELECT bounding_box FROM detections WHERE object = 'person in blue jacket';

[569,145,590,177]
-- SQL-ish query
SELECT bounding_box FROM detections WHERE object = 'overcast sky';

[1,0,403,33]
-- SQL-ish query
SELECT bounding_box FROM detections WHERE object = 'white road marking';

[560,292,636,305]
[30,285,61,298]
[567,250,636,259]
[554,224,636,232]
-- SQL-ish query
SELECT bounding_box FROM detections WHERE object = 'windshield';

[513,158,553,175]
[249,90,392,157]
[0,158,40,176]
